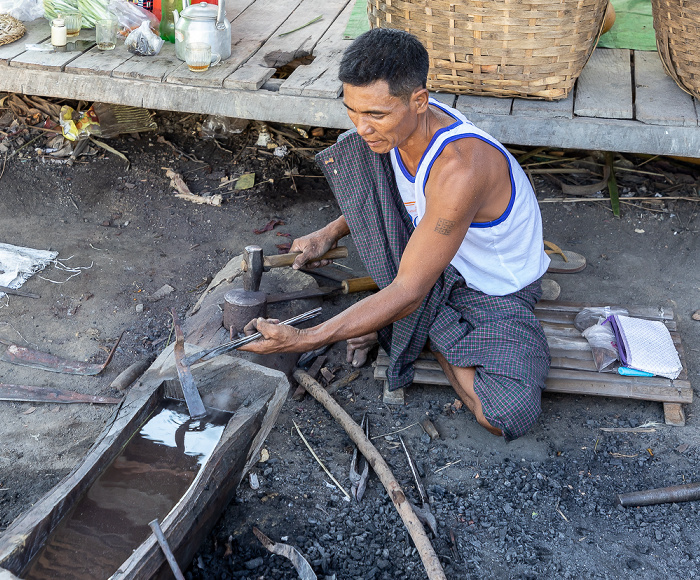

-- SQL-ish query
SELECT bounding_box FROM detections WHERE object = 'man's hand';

[289,216,350,270]
[289,230,338,270]
[238,317,305,354]
[346,331,378,367]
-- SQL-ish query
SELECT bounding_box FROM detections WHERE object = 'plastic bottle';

[51,18,67,47]
[159,0,182,43]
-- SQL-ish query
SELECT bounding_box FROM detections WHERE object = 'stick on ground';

[293,370,447,580]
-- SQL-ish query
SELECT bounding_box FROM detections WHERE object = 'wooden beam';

[663,403,686,426]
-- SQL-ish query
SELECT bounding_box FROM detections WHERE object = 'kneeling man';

[242,28,551,441]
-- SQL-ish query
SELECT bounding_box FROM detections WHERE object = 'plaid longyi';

[316,131,550,440]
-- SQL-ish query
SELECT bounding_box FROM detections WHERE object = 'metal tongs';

[182,307,322,367]
[349,412,370,502]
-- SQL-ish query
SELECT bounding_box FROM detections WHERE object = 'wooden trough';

[0,344,288,579]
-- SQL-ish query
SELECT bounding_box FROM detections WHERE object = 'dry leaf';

[692,310,700,321]
[22,407,36,415]
[453,399,463,410]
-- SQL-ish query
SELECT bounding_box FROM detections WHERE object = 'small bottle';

[51,18,67,48]
[159,0,183,43]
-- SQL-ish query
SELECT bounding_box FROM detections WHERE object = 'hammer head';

[243,245,263,292]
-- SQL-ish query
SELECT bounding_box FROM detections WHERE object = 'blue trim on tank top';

[393,101,461,183]
[422,134,516,229]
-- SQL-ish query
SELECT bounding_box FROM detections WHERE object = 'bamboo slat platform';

[1,3,700,157]
[374,301,692,427]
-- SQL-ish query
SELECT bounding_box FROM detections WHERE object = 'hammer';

[223,245,267,335]
[240,246,349,271]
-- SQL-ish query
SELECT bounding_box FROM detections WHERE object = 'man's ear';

[412,88,430,113]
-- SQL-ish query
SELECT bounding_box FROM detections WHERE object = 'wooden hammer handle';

[342,276,379,294]
[246,246,349,270]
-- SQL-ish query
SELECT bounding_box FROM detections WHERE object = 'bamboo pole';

[293,370,447,580]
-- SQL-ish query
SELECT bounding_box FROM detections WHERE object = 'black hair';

[338,28,429,101]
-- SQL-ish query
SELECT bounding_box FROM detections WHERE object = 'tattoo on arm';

[434,218,456,236]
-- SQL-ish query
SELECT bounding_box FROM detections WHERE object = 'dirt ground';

[1,105,699,580]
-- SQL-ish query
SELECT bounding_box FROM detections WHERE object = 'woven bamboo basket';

[367,0,608,100]
[651,0,700,100]
[0,14,25,48]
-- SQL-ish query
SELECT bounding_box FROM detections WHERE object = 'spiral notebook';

[607,315,682,380]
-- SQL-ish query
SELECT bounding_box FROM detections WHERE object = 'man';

[241,28,551,441]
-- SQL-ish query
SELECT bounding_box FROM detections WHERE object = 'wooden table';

[1,2,699,157]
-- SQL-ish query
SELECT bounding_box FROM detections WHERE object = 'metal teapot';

[174,0,231,62]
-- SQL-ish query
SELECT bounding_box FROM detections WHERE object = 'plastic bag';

[0,0,44,20]
[200,115,249,139]
[574,306,629,332]
[125,19,163,55]
[108,0,157,36]
[581,319,619,372]
[59,105,100,141]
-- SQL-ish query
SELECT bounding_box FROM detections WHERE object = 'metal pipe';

[148,519,186,580]
[617,482,700,507]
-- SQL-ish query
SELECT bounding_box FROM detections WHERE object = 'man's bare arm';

[240,153,487,354]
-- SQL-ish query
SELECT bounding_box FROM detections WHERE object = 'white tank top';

[390,98,550,296]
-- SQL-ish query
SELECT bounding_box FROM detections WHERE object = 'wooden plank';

[374,365,692,404]
[451,109,700,158]
[663,402,686,426]
[278,0,355,98]
[112,42,181,82]
[545,368,692,404]
[511,92,574,119]
[64,42,134,77]
[382,381,404,405]
[635,50,698,127]
[456,94,512,116]
[574,49,633,119]
[167,0,304,88]
[9,29,96,72]
[224,0,350,91]
[377,353,600,374]
[0,19,50,65]
[536,300,675,321]
[0,66,351,127]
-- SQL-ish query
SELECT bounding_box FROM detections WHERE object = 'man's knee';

[479,382,542,442]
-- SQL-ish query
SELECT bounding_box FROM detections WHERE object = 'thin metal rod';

[182,307,322,366]
[148,519,186,580]
[400,435,428,504]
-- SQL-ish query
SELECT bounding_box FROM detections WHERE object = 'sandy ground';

[0,110,699,579]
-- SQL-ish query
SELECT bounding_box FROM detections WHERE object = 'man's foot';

[346,332,379,367]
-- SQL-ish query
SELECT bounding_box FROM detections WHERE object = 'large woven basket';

[652,0,700,100]
[367,0,608,100]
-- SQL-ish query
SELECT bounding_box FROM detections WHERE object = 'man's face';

[343,81,422,154]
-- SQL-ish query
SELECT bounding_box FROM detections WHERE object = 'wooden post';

[293,370,447,580]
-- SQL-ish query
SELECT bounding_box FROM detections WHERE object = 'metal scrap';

[0,383,120,404]
[172,309,207,420]
[349,413,370,502]
[253,527,317,580]
[0,332,123,375]
[400,435,438,535]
